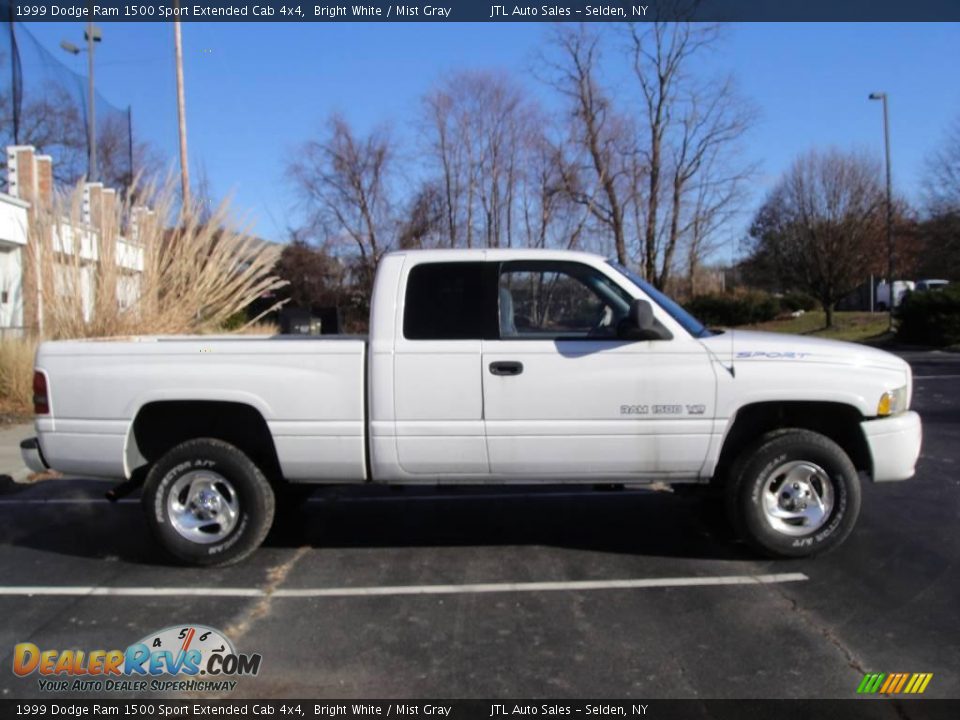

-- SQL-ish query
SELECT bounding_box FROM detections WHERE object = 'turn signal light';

[877,385,908,417]
[877,393,891,416]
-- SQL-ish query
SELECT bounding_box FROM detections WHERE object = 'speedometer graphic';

[135,624,235,673]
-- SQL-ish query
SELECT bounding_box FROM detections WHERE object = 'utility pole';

[87,20,97,182]
[869,92,894,331]
[8,20,20,144]
[174,16,190,210]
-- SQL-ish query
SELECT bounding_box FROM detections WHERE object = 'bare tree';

[546,25,634,264]
[683,141,751,295]
[423,87,472,247]
[398,182,445,249]
[289,115,395,291]
[0,83,86,182]
[628,22,755,288]
[517,130,591,251]
[922,114,960,214]
[916,115,960,280]
[421,71,532,249]
[97,113,165,191]
[748,149,886,327]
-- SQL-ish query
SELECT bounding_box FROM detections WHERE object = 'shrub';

[220,311,249,332]
[779,291,818,312]
[685,291,781,327]
[896,284,960,347]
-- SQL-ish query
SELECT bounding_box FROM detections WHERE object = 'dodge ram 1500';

[22,249,922,564]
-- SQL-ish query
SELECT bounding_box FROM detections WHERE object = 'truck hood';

[699,330,909,374]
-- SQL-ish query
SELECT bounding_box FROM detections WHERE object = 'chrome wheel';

[761,460,834,537]
[167,470,240,544]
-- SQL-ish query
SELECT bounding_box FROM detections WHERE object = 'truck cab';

[370,249,716,482]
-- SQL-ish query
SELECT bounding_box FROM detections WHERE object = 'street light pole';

[60,21,102,182]
[869,91,894,331]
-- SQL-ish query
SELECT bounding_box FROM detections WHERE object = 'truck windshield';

[607,261,714,339]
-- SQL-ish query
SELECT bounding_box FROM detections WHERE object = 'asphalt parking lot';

[0,351,957,700]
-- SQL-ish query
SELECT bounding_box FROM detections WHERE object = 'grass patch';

[745,311,891,343]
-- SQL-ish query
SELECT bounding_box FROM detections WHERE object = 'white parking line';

[0,573,807,598]
[913,375,960,379]
[0,498,134,504]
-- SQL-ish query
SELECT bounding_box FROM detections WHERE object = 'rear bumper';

[20,437,50,475]
[861,411,922,482]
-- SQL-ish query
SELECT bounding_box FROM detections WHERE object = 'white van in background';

[875,280,915,310]
[914,279,950,292]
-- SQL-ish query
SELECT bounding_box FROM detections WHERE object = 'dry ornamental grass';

[0,181,287,414]
[30,181,287,339]
[0,337,35,416]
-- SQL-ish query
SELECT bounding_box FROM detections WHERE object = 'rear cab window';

[403,262,493,340]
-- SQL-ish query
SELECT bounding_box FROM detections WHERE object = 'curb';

[1,468,32,485]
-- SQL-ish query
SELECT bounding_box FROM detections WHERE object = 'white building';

[0,190,29,337]
[1,145,146,337]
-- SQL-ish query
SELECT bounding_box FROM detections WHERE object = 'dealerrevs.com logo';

[12,625,261,694]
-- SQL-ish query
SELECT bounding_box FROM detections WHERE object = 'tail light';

[33,371,49,415]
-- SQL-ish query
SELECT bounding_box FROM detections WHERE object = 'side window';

[498,261,631,340]
[403,262,486,340]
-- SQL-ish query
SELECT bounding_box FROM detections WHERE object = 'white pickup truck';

[22,249,922,565]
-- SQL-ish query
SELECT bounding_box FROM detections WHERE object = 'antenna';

[729,327,736,378]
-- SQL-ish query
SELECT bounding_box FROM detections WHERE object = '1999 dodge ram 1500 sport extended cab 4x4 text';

[21,249,922,565]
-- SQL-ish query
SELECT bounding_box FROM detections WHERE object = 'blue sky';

[17,22,960,261]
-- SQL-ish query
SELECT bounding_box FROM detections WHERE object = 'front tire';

[727,429,861,558]
[142,438,275,566]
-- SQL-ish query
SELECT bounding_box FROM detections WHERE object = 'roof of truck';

[382,247,607,263]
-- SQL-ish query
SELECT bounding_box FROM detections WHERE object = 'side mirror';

[617,299,673,341]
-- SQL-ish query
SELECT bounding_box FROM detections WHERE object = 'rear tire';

[142,438,275,566]
[726,429,861,558]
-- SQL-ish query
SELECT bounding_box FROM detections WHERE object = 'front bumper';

[861,410,922,482]
[20,437,50,475]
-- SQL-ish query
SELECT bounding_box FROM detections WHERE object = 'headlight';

[877,385,908,416]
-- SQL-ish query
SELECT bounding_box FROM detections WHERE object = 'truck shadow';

[3,484,753,564]
[264,486,751,561]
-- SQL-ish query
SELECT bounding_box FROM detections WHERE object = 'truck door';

[481,260,716,479]
[393,260,494,476]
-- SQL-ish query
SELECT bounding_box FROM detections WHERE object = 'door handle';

[489,361,524,376]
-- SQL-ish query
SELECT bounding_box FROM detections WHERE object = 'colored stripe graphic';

[911,673,933,694]
[857,673,886,693]
[858,672,932,694]
[879,674,897,694]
